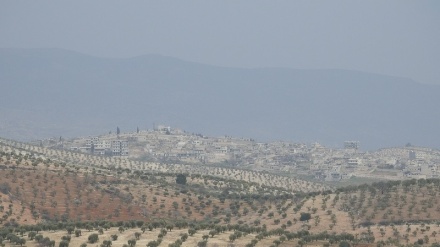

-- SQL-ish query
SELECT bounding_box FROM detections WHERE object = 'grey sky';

[1,1,439,84]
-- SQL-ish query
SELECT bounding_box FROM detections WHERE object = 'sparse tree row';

[0,219,399,247]
[0,138,330,193]
[5,139,440,246]
[1,141,319,231]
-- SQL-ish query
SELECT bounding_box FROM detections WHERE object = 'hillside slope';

[1,48,440,149]
[3,142,440,246]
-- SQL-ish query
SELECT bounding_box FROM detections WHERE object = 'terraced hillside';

[0,138,329,193]
[2,139,440,246]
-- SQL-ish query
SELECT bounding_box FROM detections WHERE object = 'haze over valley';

[1,2,440,247]
[1,48,439,150]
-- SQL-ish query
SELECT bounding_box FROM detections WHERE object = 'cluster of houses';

[309,145,440,181]
[55,125,440,182]
[69,138,128,156]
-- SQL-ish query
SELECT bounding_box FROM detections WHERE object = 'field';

[1,139,440,246]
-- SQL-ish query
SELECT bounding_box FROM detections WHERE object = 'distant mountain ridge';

[0,48,439,150]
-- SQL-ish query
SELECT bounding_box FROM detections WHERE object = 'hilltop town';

[40,125,440,184]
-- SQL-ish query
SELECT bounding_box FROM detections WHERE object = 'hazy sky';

[1,1,439,84]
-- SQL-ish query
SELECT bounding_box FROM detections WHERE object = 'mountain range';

[1,48,439,150]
